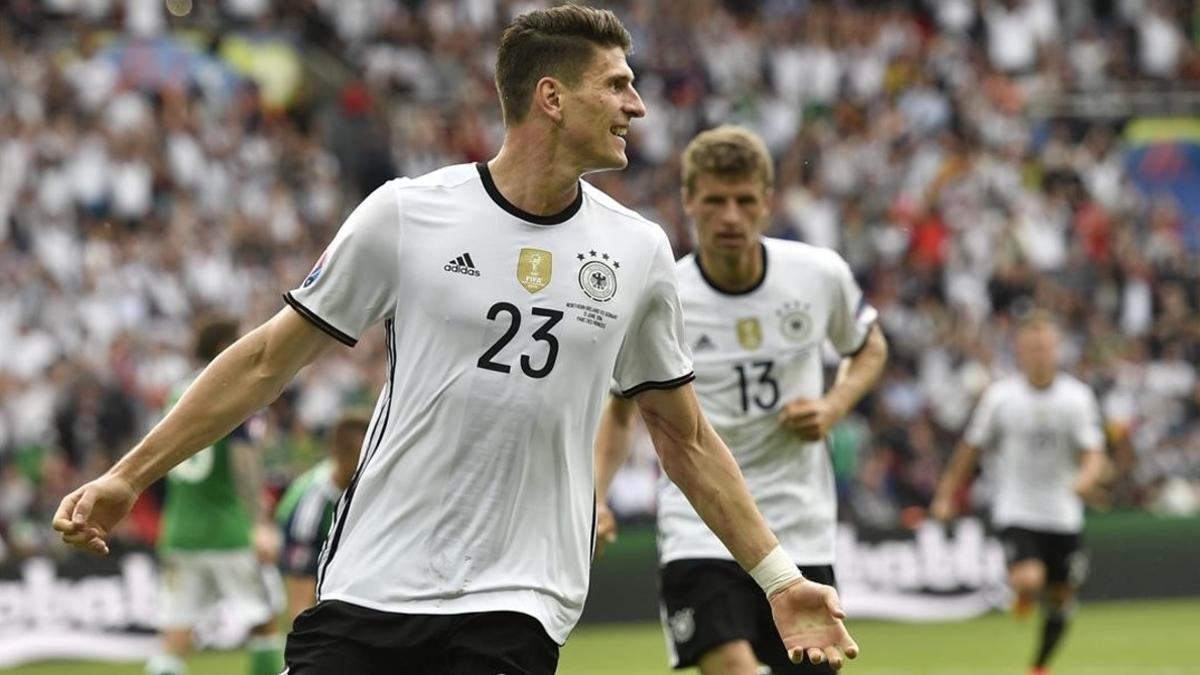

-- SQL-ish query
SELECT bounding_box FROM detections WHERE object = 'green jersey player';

[274,409,367,622]
[146,317,282,675]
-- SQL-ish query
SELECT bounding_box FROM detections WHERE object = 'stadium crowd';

[2,0,1199,557]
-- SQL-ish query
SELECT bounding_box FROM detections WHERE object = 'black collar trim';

[695,243,768,296]
[476,162,582,225]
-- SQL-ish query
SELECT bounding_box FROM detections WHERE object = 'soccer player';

[931,311,1108,675]
[146,317,282,675]
[594,126,887,675]
[274,408,368,622]
[53,7,858,673]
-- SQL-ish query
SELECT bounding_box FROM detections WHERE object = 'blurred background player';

[273,408,368,622]
[147,316,282,675]
[595,125,887,675]
[932,310,1109,675]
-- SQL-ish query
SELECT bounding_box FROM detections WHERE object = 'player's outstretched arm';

[634,383,859,668]
[52,307,337,555]
[931,441,982,522]
[592,394,639,558]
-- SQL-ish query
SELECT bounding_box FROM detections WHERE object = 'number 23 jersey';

[656,238,877,567]
[285,163,692,643]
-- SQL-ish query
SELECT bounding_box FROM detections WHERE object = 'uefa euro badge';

[518,248,552,293]
[577,250,618,302]
[736,317,762,350]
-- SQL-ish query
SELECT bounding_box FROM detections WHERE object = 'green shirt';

[158,377,253,552]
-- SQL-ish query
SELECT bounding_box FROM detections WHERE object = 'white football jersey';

[285,163,693,643]
[656,237,877,566]
[963,374,1104,533]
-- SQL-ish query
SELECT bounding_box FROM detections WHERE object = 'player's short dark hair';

[681,125,775,195]
[495,4,632,126]
[194,316,240,363]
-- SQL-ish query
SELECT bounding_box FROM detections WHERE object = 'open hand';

[769,578,859,669]
[51,474,139,555]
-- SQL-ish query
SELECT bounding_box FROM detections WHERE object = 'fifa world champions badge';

[518,248,553,293]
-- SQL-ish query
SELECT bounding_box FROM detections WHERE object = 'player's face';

[560,46,646,172]
[684,172,771,259]
[1016,324,1060,384]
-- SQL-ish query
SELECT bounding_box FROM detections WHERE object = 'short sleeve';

[1072,387,1105,451]
[284,181,401,346]
[612,234,694,397]
[826,254,878,356]
[963,384,1000,449]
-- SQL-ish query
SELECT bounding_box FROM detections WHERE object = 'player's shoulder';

[764,237,849,275]
[1055,374,1097,401]
[983,375,1024,400]
[580,180,671,243]
[392,163,479,193]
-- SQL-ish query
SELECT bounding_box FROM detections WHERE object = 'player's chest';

[999,398,1072,448]
[682,291,825,364]
[397,228,642,343]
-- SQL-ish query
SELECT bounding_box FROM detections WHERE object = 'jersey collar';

[476,162,583,226]
[694,242,769,296]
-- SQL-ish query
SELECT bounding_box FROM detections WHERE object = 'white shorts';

[158,549,276,630]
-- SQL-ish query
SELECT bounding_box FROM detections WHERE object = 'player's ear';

[533,77,565,124]
[680,185,694,216]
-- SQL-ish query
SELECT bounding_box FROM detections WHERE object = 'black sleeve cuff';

[283,292,357,347]
[842,319,880,358]
[619,372,696,398]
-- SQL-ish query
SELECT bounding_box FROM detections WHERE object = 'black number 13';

[735,360,779,412]
[477,302,563,378]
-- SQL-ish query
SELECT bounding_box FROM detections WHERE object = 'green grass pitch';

[8,599,1198,674]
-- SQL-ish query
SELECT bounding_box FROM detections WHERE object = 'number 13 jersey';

[656,238,877,567]
[285,163,693,643]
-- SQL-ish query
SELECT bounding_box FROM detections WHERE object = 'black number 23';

[477,302,564,378]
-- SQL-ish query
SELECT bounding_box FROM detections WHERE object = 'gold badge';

[736,318,762,350]
[517,248,552,293]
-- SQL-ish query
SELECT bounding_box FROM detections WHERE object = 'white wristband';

[749,545,803,598]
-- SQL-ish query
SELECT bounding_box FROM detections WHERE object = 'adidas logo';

[444,253,480,277]
[694,334,716,351]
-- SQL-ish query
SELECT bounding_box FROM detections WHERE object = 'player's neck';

[697,244,765,294]
[487,141,581,217]
[1025,372,1057,390]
